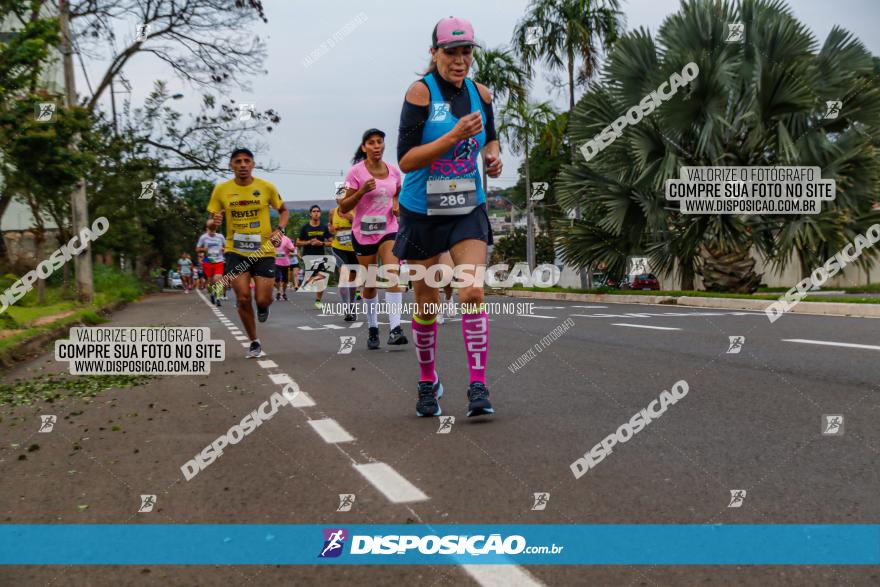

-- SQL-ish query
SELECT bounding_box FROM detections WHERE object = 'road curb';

[501,289,880,319]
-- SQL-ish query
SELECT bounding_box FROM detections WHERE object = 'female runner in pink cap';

[394,16,502,418]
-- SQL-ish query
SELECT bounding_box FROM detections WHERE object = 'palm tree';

[513,0,625,286]
[556,0,880,291]
[513,0,623,115]
[472,46,529,109]
[498,99,559,269]
[471,46,529,191]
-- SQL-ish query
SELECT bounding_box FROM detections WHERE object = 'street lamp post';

[110,74,133,136]
[59,0,93,302]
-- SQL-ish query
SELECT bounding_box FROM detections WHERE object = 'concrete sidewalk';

[502,289,880,319]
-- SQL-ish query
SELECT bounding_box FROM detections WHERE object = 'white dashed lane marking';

[196,288,538,584]
[353,462,429,503]
[288,391,315,408]
[461,565,545,587]
[269,373,294,385]
[308,418,355,444]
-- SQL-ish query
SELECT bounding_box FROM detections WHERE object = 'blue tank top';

[399,75,487,215]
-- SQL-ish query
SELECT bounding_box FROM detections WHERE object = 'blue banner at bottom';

[1,525,877,565]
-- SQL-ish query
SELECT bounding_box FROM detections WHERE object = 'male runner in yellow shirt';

[208,148,289,358]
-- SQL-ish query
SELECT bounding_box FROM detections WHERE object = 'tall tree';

[69,0,268,112]
[54,0,273,296]
[509,111,570,241]
[513,0,624,286]
[472,45,529,192]
[556,0,880,291]
[1,98,91,297]
[0,0,60,266]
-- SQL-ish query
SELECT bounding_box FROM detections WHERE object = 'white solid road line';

[612,323,682,331]
[308,418,355,443]
[257,360,278,369]
[571,305,608,309]
[353,462,429,503]
[782,338,880,351]
[522,314,556,319]
[234,336,248,341]
[461,565,546,587]
[571,311,762,318]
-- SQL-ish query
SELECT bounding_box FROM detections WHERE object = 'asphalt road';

[1,289,878,586]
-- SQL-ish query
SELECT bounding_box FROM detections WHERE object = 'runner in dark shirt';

[296,205,332,308]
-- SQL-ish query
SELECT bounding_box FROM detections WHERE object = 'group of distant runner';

[190,16,501,418]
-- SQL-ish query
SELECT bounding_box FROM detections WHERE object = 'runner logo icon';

[822,414,844,435]
[38,415,57,433]
[531,492,550,511]
[430,103,450,122]
[728,489,746,508]
[337,494,355,512]
[138,494,157,513]
[319,528,348,558]
[436,416,455,434]
[727,336,745,354]
[453,137,478,161]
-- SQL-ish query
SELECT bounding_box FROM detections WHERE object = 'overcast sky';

[80,0,880,201]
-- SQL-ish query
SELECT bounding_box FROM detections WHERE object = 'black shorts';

[332,247,359,267]
[274,266,290,282]
[392,204,493,261]
[223,252,276,280]
[353,232,397,257]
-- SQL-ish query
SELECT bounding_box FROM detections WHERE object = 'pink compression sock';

[461,310,488,384]
[412,315,438,383]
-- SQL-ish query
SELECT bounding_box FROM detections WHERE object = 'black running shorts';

[331,247,359,267]
[392,204,493,261]
[224,252,276,279]
[352,232,397,257]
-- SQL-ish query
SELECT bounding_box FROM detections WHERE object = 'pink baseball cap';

[432,16,480,49]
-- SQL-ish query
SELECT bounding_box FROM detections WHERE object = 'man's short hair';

[309,205,321,212]
[230,148,254,160]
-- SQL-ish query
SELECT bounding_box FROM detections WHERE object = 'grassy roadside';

[756,283,880,294]
[0,265,149,360]
[505,285,880,304]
